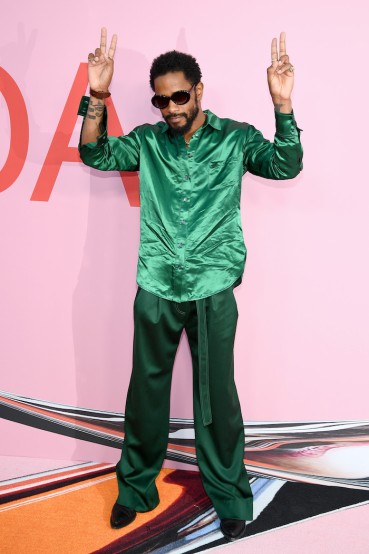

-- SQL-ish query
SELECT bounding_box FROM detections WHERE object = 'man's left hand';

[267,32,294,112]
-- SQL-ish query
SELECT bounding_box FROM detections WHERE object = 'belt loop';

[196,298,212,426]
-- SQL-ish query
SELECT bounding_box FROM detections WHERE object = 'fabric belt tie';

[195,298,212,426]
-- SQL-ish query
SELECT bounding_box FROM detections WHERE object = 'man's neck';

[183,110,207,143]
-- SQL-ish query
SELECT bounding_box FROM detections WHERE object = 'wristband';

[90,89,111,99]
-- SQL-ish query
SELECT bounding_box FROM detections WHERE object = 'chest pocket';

[207,156,242,190]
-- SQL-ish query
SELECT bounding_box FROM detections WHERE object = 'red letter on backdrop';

[0,67,29,193]
[31,63,139,206]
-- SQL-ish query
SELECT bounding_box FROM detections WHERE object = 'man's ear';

[196,81,204,101]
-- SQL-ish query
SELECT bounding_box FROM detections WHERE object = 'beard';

[164,99,199,136]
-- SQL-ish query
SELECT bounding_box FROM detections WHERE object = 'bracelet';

[90,89,111,99]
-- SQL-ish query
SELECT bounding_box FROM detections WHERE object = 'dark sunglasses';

[151,84,197,109]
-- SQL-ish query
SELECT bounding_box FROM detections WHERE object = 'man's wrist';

[272,98,293,114]
[87,96,105,120]
[89,96,105,107]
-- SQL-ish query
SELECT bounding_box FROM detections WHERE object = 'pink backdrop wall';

[1,0,369,463]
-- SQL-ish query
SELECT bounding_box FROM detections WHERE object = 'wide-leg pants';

[115,283,253,520]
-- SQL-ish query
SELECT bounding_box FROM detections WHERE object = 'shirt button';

[179,264,184,270]
[184,175,190,181]
[180,219,187,225]
[188,153,193,158]
[183,197,189,202]
[178,242,184,248]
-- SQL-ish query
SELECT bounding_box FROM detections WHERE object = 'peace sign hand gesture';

[87,27,117,92]
[267,32,294,112]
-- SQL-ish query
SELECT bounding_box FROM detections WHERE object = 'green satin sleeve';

[243,110,303,179]
[78,103,142,172]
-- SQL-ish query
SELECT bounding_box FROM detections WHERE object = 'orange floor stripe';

[0,468,183,554]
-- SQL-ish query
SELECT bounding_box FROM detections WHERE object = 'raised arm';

[78,28,142,172]
[81,28,117,146]
[243,31,302,180]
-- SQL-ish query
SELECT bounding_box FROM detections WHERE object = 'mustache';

[164,113,187,121]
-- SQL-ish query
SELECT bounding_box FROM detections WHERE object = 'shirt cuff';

[274,110,303,137]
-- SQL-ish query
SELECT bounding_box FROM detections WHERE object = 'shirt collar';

[160,109,221,134]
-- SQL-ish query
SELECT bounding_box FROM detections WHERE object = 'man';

[78,28,303,542]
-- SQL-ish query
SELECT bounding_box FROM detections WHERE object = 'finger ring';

[289,65,295,72]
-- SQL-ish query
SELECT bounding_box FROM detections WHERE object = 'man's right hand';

[80,28,117,146]
[87,27,117,92]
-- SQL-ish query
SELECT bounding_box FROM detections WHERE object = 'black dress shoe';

[110,502,137,529]
[220,518,246,541]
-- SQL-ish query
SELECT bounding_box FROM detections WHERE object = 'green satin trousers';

[115,284,253,520]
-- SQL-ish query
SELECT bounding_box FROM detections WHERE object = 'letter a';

[31,63,139,206]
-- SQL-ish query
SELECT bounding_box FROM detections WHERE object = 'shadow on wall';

[71,41,195,464]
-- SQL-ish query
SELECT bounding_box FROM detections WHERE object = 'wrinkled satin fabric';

[79,100,303,303]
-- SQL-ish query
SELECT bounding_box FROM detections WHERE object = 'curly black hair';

[149,50,202,90]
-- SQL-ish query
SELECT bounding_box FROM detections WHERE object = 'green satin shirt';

[78,98,303,302]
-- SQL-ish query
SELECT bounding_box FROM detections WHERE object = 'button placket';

[173,131,201,296]
[175,147,193,280]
